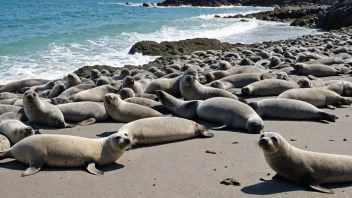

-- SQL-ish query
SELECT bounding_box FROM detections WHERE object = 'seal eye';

[271,137,278,142]
[260,134,265,139]
[114,136,121,140]
[124,133,128,137]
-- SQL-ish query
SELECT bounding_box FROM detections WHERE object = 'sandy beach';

[0,76,351,198]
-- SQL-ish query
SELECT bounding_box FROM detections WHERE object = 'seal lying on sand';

[197,97,263,133]
[0,120,35,144]
[23,91,70,128]
[249,98,337,122]
[278,88,352,109]
[0,133,131,177]
[259,132,352,194]
[104,94,165,123]
[117,117,213,145]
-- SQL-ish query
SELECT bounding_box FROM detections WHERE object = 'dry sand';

[1,77,352,198]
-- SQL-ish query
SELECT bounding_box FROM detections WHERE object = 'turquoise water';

[0,0,320,83]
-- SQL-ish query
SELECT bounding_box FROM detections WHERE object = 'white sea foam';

[0,9,317,84]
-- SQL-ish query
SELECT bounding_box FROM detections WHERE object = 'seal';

[249,98,338,122]
[0,79,49,93]
[278,88,352,109]
[57,84,96,99]
[0,98,18,105]
[294,63,345,77]
[144,76,182,97]
[259,132,352,194]
[23,90,70,128]
[205,66,266,83]
[0,133,131,177]
[0,92,17,100]
[209,73,276,89]
[119,88,158,101]
[117,117,213,145]
[48,83,66,98]
[0,111,28,122]
[121,76,145,94]
[180,71,243,102]
[90,69,102,81]
[297,77,325,88]
[66,73,81,88]
[69,85,118,102]
[57,102,110,125]
[304,57,345,65]
[0,104,21,115]
[156,90,201,119]
[241,79,299,96]
[124,97,168,113]
[104,94,165,123]
[0,120,35,144]
[112,68,131,80]
[0,134,10,152]
[325,80,352,96]
[197,97,264,133]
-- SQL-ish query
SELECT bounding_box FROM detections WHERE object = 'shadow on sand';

[241,178,352,195]
[0,159,124,174]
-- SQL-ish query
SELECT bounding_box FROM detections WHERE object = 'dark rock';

[142,3,150,7]
[317,0,352,30]
[128,38,238,56]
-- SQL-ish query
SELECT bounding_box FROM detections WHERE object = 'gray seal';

[0,133,131,177]
[197,97,264,133]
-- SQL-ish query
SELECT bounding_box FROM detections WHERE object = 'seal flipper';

[300,173,334,194]
[212,124,228,130]
[86,162,103,175]
[326,104,336,109]
[65,123,76,128]
[22,160,44,177]
[201,130,214,138]
[260,173,285,181]
[78,118,96,126]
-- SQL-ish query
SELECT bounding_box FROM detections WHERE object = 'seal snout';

[241,87,251,96]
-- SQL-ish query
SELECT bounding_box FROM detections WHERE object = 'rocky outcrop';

[317,0,352,30]
[222,5,327,28]
[128,38,236,56]
[158,0,337,7]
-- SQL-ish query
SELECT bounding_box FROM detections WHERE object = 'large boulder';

[128,38,235,56]
[317,0,352,30]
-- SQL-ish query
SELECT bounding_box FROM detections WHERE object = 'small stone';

[343,138,347,141]
[206,150,217,154]
[232,142,238,144]
[290,139,297,141]
[305,146,307,148]
[225,166,227,168]
[153,184,155,186]
[220,178,241,186]
[214,169,217,171]
[346,115,349,117]
[329,139,334,141]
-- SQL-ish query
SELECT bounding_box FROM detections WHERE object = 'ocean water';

[0,0,321,83]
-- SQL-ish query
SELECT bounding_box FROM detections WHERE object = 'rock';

[214,15,221,18]
[220,178,241,186]
[128,38,237,56]
[205,150,217,154]
[317,0,352,30]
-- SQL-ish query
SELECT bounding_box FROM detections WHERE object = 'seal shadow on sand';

[0,159,124,174]
[241,178,352,195]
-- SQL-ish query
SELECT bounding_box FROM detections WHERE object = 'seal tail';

[319,112,338,122]
[0,149,12,160]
